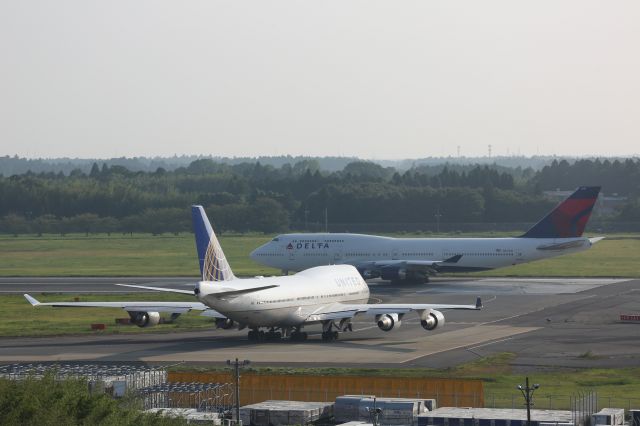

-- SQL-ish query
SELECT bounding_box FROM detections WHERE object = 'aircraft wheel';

[248,330,257,341]
[321,331,338,342]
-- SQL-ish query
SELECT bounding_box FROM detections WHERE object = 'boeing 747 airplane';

[251,186,604,283]
[24,206,481,341]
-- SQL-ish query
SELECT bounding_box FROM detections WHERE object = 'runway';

[1,276,638,370]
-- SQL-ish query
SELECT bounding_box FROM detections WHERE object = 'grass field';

[0,233,279,277]
[1,233,639,277]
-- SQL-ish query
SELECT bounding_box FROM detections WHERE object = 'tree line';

[1,157,639,235]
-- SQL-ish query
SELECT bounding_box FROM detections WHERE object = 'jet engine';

[380,267,406,281]
[420,309,445,331]
[216,318,236,330]
[130,311,161,328]
[377,313,401,331]
[358,268,380,279]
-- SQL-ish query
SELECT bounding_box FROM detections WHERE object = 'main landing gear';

[246,321,350,342]
[247,327,307,342]
[321,330,339,342]
[321,321,340,342]
[290,329,308,342]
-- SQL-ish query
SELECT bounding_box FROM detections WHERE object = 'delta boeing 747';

[251,187,604,283]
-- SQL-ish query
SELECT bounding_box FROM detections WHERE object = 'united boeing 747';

[25,206,481,341]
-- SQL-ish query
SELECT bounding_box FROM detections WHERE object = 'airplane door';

[287,242,295,261]
[392,246,399,260]
[333,248,343,264]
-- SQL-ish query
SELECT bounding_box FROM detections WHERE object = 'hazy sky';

[1,1,639,159]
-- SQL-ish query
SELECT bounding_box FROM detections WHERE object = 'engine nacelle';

[358,269,380,279]
[216,318,236,330]
[380,267,407,281]
[130,311,161,328]
[421,310,445,331]
[377,313,401,331]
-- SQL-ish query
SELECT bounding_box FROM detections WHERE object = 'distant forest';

[1,157,639,235]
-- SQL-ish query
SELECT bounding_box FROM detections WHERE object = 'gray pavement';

[1,276,639,371]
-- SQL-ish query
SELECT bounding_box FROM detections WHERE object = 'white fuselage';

[196,265,370,327]
[251,234,596,273]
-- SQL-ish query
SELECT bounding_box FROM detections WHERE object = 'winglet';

[443,254,463,263]
[24,294,40,306]
[476,297,483,309]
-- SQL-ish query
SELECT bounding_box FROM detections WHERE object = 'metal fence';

[137,382,234,412]
[0,363,167,390]
[484,393,640,412]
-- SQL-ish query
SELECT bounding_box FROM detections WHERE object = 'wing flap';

[316,297,482,319]
[352,255,462,275]
[305,310,359,322]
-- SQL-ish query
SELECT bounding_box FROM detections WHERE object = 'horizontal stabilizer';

[535,240,587,251]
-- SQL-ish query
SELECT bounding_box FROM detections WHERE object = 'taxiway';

[1,276,638,371]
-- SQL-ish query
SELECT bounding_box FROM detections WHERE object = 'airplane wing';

[347,254,462,278]
[115,284,195,295]
[303,297,481,322]
[24,293,214,314]
[117,283,279,298]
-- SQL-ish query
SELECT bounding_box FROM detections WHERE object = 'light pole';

[227,358,250,425]
[517,377,539,426]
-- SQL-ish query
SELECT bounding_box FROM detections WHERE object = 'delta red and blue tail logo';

[521,186,601,238]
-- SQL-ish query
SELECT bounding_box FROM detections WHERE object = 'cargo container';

[418,407,573,426]
[335,395,429,425]
[239,400,333,426]
[592,408,625,426]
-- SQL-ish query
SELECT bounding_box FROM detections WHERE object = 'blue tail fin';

[191,205,235,282]
[520,186,601,238]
